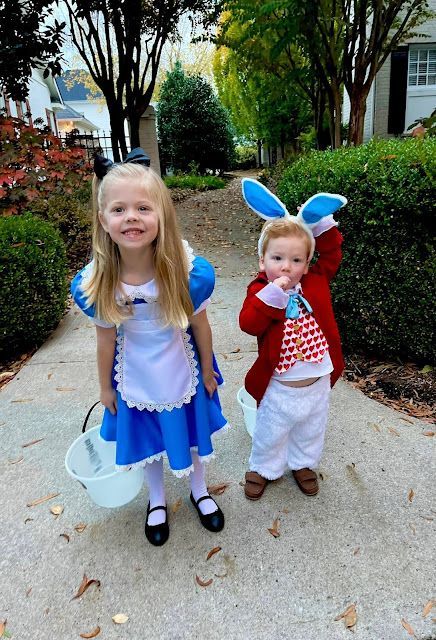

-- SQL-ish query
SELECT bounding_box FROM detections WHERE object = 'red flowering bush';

[0,115,92,216]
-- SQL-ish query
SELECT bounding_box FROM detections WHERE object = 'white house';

[1,67,64,133]
[343,1,436,141]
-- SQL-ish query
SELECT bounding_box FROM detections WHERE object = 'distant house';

[1,67,64,133]
[56,72,108,134]
[344,1,436,141]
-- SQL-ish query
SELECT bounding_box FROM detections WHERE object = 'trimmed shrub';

[0,215,67,358]
[277,137,436,363]
[24,190,92,271]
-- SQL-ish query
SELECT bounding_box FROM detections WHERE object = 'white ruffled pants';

[249,375,330,480]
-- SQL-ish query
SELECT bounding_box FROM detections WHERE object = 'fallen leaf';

[112,614,129,624]
[22,438,44,448]
[47,373,53,380]
[9,455,24,464]
[408,489,415,503]
[214,571,228,578]
[353,547,360,555]
[171,497,182,513]
[268,518,280,538]
[281,508,289,514]
[409,523,416,535]
[60,533,70,542]
[50,505,64,517]
[420,364,433,373]
[388,427,400,436]
[422,600,434,618]
[74,523,87,533]
[368,422,381,432]
[423,431,435,437]
[72,574,101,600]
[344,603,357,629]
[24,517,33,524]
[80,627,101,638]
[195,575,213,587]
[27,492,60,507]
[401,618,415,636]
[208,482,230,495]
[11,398,33,403]
[0,620,6,636]
[56,387,76,392]
[206,546,222,561]
[26,587,32,597]
[400,416,414,424]
[231,347,241,353]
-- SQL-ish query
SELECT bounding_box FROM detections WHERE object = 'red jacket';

[239,227,344,404]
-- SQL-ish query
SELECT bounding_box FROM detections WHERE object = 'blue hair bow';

[94,147,150,179]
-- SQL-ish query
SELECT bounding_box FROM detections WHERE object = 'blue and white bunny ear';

[299,193,347,224]
[241,178,290,221]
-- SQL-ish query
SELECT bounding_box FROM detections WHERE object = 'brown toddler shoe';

[292,468,319,496]
[244,471,270,500]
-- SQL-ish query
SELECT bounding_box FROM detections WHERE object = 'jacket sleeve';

[309,227,343,282]
[239,281,286,337]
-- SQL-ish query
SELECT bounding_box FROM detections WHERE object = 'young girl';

[71,149,227,546]
[239,179,346,500]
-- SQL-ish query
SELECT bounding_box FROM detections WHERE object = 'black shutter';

[388,47,408,134]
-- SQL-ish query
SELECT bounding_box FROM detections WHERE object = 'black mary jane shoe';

[145,503,169,546]
[190,492,225,533]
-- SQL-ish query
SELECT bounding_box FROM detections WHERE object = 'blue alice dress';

[71,241,228,477]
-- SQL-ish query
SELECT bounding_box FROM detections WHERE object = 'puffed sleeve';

[70,263,115,328]
[189,256,215,314]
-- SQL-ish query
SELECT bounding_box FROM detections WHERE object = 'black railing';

[59,129,130,161]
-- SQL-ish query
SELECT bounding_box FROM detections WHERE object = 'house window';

[408,48,436,87]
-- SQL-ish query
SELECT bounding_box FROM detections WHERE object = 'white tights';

[144,452,217,525]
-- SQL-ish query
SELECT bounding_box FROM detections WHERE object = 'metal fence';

[59,130,130,161]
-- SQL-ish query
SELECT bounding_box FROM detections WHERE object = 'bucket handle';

[82,401,101,434]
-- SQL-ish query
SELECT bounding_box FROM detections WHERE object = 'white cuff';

[297,213,338,237]
[256,283,288,309]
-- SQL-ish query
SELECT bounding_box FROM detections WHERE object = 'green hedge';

[164,175,226,190]
[0,215,68,358]
[277,137,435,363]
[24,186,92,271]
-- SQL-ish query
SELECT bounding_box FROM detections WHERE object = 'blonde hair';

[83,163,194,328]
[259,217,315,262]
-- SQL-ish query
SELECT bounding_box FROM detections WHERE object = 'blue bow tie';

[285,292,313,319]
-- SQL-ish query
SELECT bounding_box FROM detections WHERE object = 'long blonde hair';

[83,163,194,328]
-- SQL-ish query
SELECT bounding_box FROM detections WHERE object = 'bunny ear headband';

[94,147,150,179]
[241,178,347,258]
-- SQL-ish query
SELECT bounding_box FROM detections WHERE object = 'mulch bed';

[344,354,435,424]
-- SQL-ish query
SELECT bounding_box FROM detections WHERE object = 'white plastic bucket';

[237,387,257,437]
[65,425,143,508]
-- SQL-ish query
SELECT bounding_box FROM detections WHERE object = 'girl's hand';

[100,387,117,415]
[203,370,219,398]
[273,276,292,290]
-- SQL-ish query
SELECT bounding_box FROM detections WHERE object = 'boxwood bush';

[277,137,435,363]
[0,215,68,358]
[24,189,92,271]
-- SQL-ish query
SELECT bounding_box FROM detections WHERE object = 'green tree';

[216,4,329,151]
[0,0,65,100]
[157,62,235,174]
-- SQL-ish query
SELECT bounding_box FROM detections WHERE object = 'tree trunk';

[128,112,141,150]
[257,139,262,167]
[348,88,368,146]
